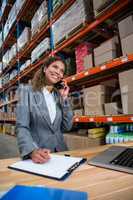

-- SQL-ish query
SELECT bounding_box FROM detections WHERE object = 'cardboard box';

[64,133,105,150]
[17,27,31,52]
[73,109,84,116]
[83,54,93,70]
[121,91,133,114]
[84,105,104,115]
[83,85,114,105]
[94,37,118,57]
[119,69,133,93]
[121,33,133,55]
[104,102,119,115]
[118,15,133,39]
[93,0,115,16]
[83,85,116,115]
[95,50,117,66]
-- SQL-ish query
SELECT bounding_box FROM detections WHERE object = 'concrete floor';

[0,134,19,159]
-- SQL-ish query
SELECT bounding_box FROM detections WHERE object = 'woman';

[16,56,73,163]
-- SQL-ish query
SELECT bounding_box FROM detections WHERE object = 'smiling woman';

[15,56,73,164]
[32,56,67,92]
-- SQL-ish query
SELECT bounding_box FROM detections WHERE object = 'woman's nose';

[56,68,62,76]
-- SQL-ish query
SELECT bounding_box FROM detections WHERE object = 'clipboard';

[8,154,86,180]
[0,185,88,200]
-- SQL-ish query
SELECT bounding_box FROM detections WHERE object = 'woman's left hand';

[59,81,69,100]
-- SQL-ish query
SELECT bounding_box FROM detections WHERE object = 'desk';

[0,142,133,200]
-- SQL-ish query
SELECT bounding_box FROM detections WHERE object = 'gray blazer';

[16,85,73,159]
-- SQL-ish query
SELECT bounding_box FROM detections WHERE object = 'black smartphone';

[54,81,65,90]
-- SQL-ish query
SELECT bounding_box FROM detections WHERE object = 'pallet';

[31,49,50,64]
[31,19,48,39]
[55,22,87,47]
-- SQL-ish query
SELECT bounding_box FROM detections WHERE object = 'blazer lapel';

[33,91,54,132]
[52,91,61,128]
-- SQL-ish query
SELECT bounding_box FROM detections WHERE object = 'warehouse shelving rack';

[0,0,133,125]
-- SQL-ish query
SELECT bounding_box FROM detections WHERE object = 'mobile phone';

[54,81,65,90]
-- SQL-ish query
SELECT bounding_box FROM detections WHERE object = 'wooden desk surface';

[0,142,133,200]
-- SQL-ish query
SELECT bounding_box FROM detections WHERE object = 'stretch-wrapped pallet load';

[6,2,16,35]
[3,0,26,41]
[52,0,63,13]
[17,27,31,52]
[25,59,31,68]
[3,21,9,41]
[16,0,26,15]
[0,62,2,74]
[1,0,7,15]
[8,43,17,63]
[83,85,115,116]
[2,73,10,85]
[94,37,118,66]
[93,0,117,17]
[118,15,133,55]
[52,0,93,46]
[9,69,18,81]
[0,32,3,49]
[19,59,31,72]
[31,0,48,36]
[119,69,133,114]
[0,79,2,88]
[75,42,94,73]
[31,37,50,63]
[2,50,9,70]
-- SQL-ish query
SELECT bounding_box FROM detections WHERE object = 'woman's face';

[44,60,65,85]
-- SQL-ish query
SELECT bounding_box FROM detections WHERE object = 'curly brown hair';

[31,56,67,91]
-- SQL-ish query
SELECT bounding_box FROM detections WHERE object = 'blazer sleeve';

[60,98,73,132]
[15,85,38,159]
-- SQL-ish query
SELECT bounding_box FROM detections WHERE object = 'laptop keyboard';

[110,148,133,168]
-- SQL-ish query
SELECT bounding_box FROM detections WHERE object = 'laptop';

[88,146,133,174]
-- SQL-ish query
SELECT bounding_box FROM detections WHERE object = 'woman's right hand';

[30,148,51,163]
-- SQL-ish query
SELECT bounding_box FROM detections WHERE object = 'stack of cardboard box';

[64,133,105,150]
[52,0,93,46]
[118,15,133,55]
[119,69,133,114]
[31,0,48,36]
[31,38,50,63]
[94,37,118,66]
[83,84,118,116]
[17,27,31,52]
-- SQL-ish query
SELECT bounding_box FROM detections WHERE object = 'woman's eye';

[52,65,58,69]
[60,69,64,74]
